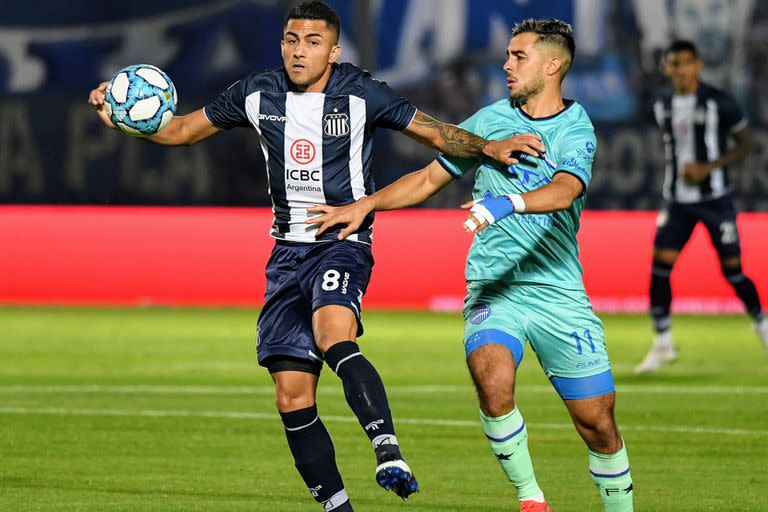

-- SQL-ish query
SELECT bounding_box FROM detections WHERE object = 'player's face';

[503,33,546,103]
[281,19,341,92]
[664,50,702,93]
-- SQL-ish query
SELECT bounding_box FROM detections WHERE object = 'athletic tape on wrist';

[507,194,526,213]
[470,204,495,225]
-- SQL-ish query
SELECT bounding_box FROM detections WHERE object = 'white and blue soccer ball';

[104,64,177,136]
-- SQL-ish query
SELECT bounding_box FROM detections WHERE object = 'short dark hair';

[512,18,575,65]
[665,40,699,59]
[285,1,341,39]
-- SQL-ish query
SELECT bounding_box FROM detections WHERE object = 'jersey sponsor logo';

[324,113,350,136]
[256,113,287,122]
[290,139,316,164]
[285,168,320,181]
[468,304,491,325]
[512,167,552,189]
[285,167,321,193]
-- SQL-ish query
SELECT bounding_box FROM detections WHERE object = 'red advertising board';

[0,207,765,312]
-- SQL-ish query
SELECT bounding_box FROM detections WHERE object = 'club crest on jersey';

[468,304,491,325]
[324,113,350,137]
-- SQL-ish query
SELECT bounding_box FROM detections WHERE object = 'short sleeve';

[554,126,597,195]
[435,110,485,180]
[203,79,250,131]
[719,93,748,133]
[363,77,417,130]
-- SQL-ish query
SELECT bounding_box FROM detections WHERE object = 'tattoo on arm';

[411,111,488,157]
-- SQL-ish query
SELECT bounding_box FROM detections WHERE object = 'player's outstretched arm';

[307,160,454,240]
[402,111,545,166]
[463,172,583,233]
[88,82,219,145]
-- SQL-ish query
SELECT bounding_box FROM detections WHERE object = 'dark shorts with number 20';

[257,240,374,373]
[654,196,741,259]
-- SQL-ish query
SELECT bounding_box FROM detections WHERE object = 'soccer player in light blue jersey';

[308,19,633,512]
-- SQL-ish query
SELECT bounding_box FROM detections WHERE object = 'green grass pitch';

[1,308,766,511]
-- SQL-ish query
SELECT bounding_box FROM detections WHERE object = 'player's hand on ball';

[307,200,372,240]
[483,132,545,166]
[88,81,116,129]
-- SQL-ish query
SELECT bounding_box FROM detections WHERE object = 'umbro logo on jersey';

[324,113,350,136]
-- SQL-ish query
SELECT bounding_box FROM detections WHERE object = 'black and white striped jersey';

[653,82,748,204]
[204,62,417,244]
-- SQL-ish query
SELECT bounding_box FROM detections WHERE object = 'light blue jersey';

[438,99,596,290]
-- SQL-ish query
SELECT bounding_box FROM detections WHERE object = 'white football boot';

[755,317,768,353]
[634,331,678,374]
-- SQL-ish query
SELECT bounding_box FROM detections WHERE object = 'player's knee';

[275,389,315,413]
[475,378,516,417]
[652,249,679,266]
[577,414,621,448]
[720,257,742,274]
[480,396,516,418]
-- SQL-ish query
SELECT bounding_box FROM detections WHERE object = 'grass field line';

[0,406,766,437]
[1,384,767,395]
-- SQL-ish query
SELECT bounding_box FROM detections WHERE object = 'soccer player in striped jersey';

[310,18,634,512]
[634,40,767,374]
[88,2,544,510]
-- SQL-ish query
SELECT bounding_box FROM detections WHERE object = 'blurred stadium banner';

[1,206,765,313]
[1,0,767,210]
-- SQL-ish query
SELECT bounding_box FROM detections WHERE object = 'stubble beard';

[509,75,545,105]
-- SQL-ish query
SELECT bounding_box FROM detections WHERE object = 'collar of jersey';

[513,98,575,122]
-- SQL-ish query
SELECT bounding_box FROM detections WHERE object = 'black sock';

[722,265,764,321]
[324,341,402,464]
[280,405,353,511]
[650,262,673,333]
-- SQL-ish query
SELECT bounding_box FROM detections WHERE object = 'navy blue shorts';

[654,196,741,259]
[256,240,374,370]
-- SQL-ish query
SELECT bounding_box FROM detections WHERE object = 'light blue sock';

[589,441,633,512]
[480,407,543,501]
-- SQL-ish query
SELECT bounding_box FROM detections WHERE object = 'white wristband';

[506,194,526,213]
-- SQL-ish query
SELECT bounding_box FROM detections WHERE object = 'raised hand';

[87,81,116,129]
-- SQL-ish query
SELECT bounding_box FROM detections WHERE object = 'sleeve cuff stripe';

[401,107,418,131]
[437,155,462,179]
[554,170,588,197]
[202,106,225,131]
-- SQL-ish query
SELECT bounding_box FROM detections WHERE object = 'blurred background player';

[635,39,768,374]
[309,18,634,512]
[88,2,536,510]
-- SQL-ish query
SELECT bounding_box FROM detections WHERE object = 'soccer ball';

[104,64,177,136]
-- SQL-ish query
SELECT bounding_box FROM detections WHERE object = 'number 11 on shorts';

[570,328,596,355]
